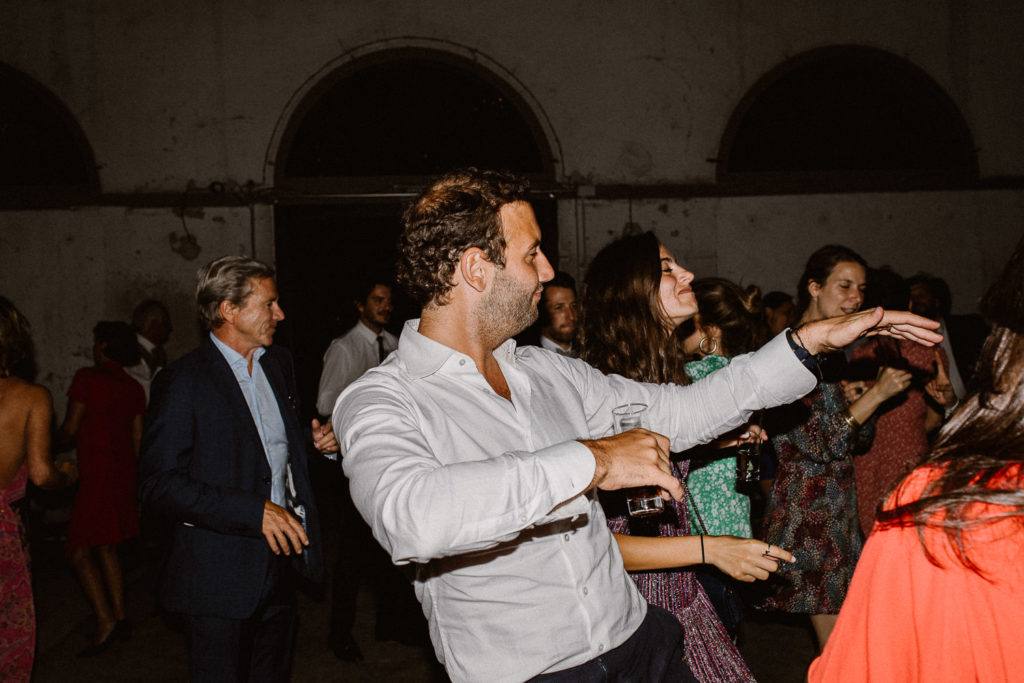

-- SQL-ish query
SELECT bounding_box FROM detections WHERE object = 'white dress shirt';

[316,320,398,416]
[125,333,158,400]
[335,320,814,682]
[539,334,573,356]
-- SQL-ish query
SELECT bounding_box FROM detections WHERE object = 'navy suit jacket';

[139,337,323,619]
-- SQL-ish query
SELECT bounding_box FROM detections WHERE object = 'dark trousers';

[185,556,296,683]
[528,605,698,682]
[328,484,425,646]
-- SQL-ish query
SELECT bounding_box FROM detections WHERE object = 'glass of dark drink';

[612,403,664,517]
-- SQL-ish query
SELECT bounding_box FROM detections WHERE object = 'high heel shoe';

[77,629,117,658]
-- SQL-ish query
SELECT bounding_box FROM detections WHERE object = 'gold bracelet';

[842,409,861,430]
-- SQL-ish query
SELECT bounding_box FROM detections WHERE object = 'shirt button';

[563,534,569,542]
[598,643,605,652]
[582,586,589,596]
[458,359,466,366]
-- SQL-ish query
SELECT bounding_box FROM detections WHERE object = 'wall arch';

[717,46,977,194]
[0,63,98,207]
[266,38,563,194]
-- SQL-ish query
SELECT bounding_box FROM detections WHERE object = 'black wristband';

[786,329,819,372]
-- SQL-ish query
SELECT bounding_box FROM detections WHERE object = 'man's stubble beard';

[481,268,539,345]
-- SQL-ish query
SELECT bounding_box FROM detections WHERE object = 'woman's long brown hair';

[579,232,688,385]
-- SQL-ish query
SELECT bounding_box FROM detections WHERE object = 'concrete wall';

[1,0,1022,398]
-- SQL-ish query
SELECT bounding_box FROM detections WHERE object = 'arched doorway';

[0,63,98,207]
[271,47,558,414]
[717,46,977,194]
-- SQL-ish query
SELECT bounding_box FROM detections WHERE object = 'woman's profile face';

[657,244,697,329]
[809,260,866,319]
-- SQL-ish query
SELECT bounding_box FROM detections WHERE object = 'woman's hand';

[924,349,956,407]
[871,366,913,401]
[705,536,794,582]
[841,380,868,404]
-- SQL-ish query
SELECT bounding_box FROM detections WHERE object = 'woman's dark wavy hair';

[0,296,34,379]
[795,244,867,316]
[580,232,688,384]
[875,234,1024,572]
[397,168,529,307]
[686,277,762,358]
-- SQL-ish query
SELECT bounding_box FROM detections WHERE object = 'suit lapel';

[259,349,303,449]
[200,338,269,464]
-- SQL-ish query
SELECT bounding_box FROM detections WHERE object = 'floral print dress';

[683,355,753,538]
[758,356,875,614]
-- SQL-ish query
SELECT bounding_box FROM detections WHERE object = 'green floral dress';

[684,355,753,538]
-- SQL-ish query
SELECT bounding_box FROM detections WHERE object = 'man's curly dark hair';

[397,168,530,307]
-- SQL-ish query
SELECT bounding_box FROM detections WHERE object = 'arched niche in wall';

[273,47,557,194]
[717,46,977,194]
[0,63,98,207]
[269,46,560,416]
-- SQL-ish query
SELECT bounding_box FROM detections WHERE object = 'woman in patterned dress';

[0,297,74,682]
[677,277,765,635]
[580,232,792,682]
[758,245,912,650]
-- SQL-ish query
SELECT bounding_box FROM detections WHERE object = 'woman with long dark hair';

[809,234,1024,681]
[582,232,792,681]
[0,298,73,681]
[758,245,913,650]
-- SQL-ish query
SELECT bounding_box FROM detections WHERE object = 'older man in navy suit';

[140,256,337,682]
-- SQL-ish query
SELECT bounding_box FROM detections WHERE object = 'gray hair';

[195,256,276,330]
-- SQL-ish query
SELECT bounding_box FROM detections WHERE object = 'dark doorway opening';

[273,49,557,418]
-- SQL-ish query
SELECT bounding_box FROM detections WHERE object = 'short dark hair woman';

[809,233,1024,682]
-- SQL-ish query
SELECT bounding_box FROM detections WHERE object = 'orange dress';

[808,464,1024,682]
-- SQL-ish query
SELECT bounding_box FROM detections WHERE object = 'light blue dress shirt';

[211,333,289,506]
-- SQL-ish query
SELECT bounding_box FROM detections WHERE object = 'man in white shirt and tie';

[318,278,428,661]
[316,280,397,417]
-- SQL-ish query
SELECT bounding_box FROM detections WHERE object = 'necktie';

[376,335,386,364]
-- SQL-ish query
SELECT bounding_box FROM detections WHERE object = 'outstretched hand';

[580,429,684,502]
[797,307,942,355]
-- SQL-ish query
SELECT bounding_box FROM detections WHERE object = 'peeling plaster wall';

[0,206,274,395]
[559,189,1022,309]
[1,0,1022,398]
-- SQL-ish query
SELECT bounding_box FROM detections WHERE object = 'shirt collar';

[399,318,518,379]
[210,331,265,374]
[136,333,156,354]
[353,320,382,343]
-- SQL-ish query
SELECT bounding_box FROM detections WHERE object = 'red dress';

[0,463,33,682]
[66,361,145,549]
[849,340,948,535]
[808,464,1024,682]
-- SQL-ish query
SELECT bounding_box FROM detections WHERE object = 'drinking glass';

[735,411,763,485]
[612,403,664,517]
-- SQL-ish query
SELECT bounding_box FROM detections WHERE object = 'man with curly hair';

[333,168,941,682]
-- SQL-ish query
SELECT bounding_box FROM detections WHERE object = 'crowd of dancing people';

[1,168,1021,683]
